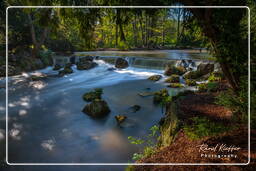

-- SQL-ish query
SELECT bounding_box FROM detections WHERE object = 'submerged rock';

[115,115,127,124]
[107,67,116,71]
[130,105,141,113]
[148,75,162,81]
[53,64,62,70]
[115,58,128,69]
[164,65,186,76]
[77,61,98,70]
[83,88,103,102]
[82,99,110,118]
[165,75,180,83]
[138,92,155,97]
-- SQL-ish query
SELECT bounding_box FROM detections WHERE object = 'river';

[0,50,212,170]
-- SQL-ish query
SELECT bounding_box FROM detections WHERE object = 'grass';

[183,116,232,140]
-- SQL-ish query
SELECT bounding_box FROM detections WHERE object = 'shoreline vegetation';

[0,1,255,170]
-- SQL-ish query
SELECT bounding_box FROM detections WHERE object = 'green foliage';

[128,125,159,161]
[38,49,53,66]
[198,82,219,92]
[183,117,232,140]
[208,72,223,82]
[153,89,171,105]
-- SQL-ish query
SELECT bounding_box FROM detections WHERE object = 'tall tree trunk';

[28,13,48,58]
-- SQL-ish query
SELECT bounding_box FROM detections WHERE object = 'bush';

[128,125,159,161]
[208,72,223,82]
[183,117,232,140]
[153,89,171,105]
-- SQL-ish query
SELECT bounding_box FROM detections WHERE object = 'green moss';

[153,89,171,104]
[165,74,180,83]
[185,79,197,86]
[198,82,219,92]
[168,83,184,88]
[183,117,232,140]
[83,88,103,102]
[148,75,162,81]
[208,71,223,82]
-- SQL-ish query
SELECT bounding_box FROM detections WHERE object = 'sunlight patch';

[41,138,56,151]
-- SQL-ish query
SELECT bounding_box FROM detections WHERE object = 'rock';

[77,61,98,70]
[153,89,169,104]
[70,55,76,64]
[65,63,72,68]
[58,66,73,76]
[115,115,127,124]
[197,63,214,75]
[168,83,184,88]
[130,105,141,113]
[79,56,94,62]
[82,99,110,118]
[185,79,197,86]
[138,92,155,97]
[148,75,162,81]
[115,58,129,69]
[53,64,62,70]
[83,88,103,102]
[165,75,180,83]
[164,65,186,76]
[183,70,202,79]
[176,59,188,68]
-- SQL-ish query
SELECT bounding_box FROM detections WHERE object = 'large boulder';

[77,61,98,70]
[82,99,110,118]
[79,56,94,62]
[115,58,129,69]
[197,63,214,75]
[183,70,202,79]
[164,65,186,76]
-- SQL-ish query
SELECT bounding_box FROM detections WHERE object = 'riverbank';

[132,89,255,170]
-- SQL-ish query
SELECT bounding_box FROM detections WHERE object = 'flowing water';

[0,50,211,170]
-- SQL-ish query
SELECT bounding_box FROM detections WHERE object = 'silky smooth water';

[0,50,209,170]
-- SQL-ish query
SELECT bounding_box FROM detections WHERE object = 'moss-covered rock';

[207,71,224,82]
[115,115,127,124]
[164,65,186,76]
[77,61,98,70]
[30,74,47,81]
[168,83,184,88]
[83,88,103,102]
[153,89,169,104]
[148,75,162,81]
[197,63,214,75]
[58,66,73,76]
[183,70,203,79]
[82,99,110,118]
[165,74,180,83]
[115,58,129,69]
[185,79,197,86]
